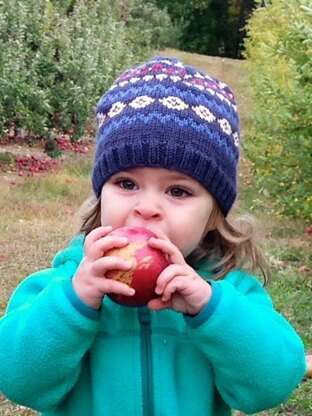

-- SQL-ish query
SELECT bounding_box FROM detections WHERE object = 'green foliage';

[0,152,15,166]
[243,0,312,222]
[124,0,181,52]
[0,0,176,144]
[44,133,61,158]
[155,0,255,58]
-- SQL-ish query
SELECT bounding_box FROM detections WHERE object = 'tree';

[0,0,177,145]
[244,0,312,221]
[154,0,256,58]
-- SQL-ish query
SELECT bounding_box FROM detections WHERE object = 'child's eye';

[115,179,137,190]
[168,187,192,198]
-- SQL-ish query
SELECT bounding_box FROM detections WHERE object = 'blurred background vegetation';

[243,0,312,222]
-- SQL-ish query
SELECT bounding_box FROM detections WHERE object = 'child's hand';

[147,234,212,315]
[72,226,135,310]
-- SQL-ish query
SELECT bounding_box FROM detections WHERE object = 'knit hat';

[92,56,240,215]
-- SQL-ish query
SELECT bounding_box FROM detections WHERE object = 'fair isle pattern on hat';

[92,56,240,215]
[97,95,239,148]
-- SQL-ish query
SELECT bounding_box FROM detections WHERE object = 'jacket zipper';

[138,307,154,416]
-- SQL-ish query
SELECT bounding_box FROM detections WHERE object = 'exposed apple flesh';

[105,226,169,307]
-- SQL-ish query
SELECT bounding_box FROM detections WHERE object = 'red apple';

[105,226,169,307]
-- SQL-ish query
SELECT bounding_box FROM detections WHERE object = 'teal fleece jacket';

[0,236,306,416]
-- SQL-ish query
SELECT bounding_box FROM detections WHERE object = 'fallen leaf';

[273,259,289,268]
[298,265,310,273]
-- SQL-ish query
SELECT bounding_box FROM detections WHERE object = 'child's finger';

[100,279,135,297]
[152,229,170,241]
[160,276,188,302]
[148,237,184,265]
[154,264,187,295]
[86,234,129,260]
[148,297,171,311]
[92,256,133,276]
[84,226,112,252]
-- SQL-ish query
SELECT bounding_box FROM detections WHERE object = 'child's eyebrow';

[166,173,195,182]
[110,171,130,178]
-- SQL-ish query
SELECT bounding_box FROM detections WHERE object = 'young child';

[0,56,307,416]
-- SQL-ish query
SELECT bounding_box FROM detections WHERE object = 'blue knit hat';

[92,56,240,215]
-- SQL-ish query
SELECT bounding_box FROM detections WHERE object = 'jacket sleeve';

[185,270,306,414]
[0,260,100,412]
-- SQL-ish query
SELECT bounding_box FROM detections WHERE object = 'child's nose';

[134,199,162,220]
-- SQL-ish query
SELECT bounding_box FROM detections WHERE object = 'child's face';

[100,167,214,257]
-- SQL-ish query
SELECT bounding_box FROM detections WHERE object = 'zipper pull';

[138,306,151,324]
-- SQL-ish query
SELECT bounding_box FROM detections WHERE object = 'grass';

[0,50,311,415]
